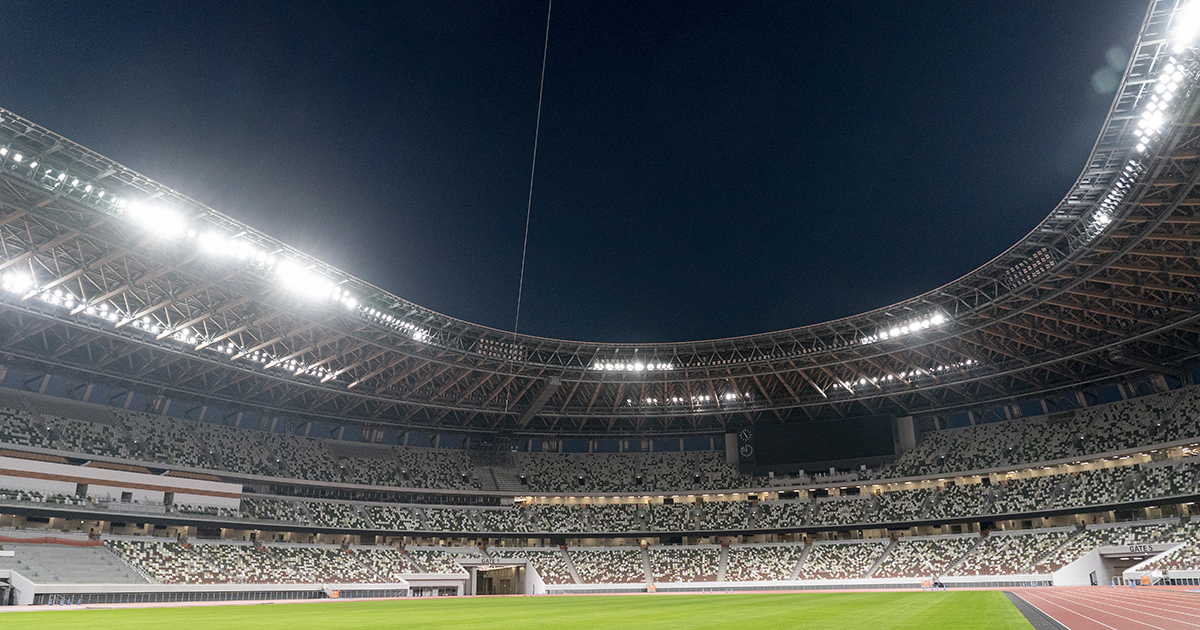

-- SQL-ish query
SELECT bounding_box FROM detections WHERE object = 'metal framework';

[0,0,1198,437]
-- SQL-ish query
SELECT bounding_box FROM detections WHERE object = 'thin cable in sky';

[513,0,552,337]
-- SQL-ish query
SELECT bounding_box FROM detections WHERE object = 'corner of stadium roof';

[0,0,1196,437]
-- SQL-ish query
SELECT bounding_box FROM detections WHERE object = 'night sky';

[1,1,1146,343]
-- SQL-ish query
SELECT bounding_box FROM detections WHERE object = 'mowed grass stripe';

[0,591,1036,630]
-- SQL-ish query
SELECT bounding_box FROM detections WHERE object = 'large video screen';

[753,415,895,466]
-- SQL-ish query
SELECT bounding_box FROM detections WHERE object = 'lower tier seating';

[570,548,645,584]
[649,547,719,582]
[797,541,887,580]
[872,537,978,578]
[724,544,800,581]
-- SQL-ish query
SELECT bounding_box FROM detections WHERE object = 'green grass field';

[0,591,1035,630]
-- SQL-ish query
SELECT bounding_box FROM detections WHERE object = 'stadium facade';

[1,0,1200,607]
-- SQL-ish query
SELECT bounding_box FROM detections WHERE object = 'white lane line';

[1022,591,1123,630]
[1011,591,1075,630]
[1069,589,1200,619]
[1035,590,1174,630]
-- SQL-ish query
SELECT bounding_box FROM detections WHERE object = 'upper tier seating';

[881,386,1200,478]
[301,501,370,529]
[648,503,695,531]
[174,503,240,518]
[422,507,478,532]
[0,487,88,506]
[584,503,645,532]
[241,497,304,522]
[1,380,1198,496]
[367,505,422,530]
[529,504,587,533]
[872,488,931,523]
[479,506,536,533]
[515,451,743,493]
[0,406,47,448]
[700,500,748,530]
[926,484,989,520]
[752,500,809,529]
[808,498,868,526]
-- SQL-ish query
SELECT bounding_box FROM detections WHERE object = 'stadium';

[2,0,1200,627]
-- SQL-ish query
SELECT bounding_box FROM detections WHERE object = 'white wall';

[0,456,241,508]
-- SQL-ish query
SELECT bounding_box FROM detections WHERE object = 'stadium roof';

[0,0,1197,436]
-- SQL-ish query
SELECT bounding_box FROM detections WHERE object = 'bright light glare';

[2,271,32,293]
[125,201,185,238]
[1175,1,1200,50]
[276,261,335,300]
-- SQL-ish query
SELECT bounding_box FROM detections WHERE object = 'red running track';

[1017,586,1200,630]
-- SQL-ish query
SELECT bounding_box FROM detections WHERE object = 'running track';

[1016,587,1200,630]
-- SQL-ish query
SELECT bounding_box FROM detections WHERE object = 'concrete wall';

[0,456,241,508]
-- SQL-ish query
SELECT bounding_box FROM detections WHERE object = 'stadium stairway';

[1030,527,1083,568]
[476,468,499,492]
[640,547,653,585]
[560,549,583,585]
[0,543,149,584]
[939,535,984,577]
[407,551,431,573]
[864,539,898,578]
[716,546,729,582]
[789,543,812,580]
[918,493,936,520]
[356,505,377,529]
[491,467,525,493]
[413,507,430,530]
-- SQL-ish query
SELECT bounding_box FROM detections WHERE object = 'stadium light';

[861,312,950,345]
[2,271,32,293]
[1175,0,1200,51]
[591,358,673,372]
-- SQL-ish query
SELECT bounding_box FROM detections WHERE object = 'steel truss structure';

[0,1,1198,437]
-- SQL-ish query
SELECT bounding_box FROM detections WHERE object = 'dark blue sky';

[1,1,1146,342]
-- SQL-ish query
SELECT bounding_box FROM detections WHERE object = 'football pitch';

[1,591,1035,630]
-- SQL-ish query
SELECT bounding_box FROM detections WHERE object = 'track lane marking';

[1021,591,1120,630]
[1068,589,1200,619]
[1011,591,1076,630]
[1034,590,1174,630]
